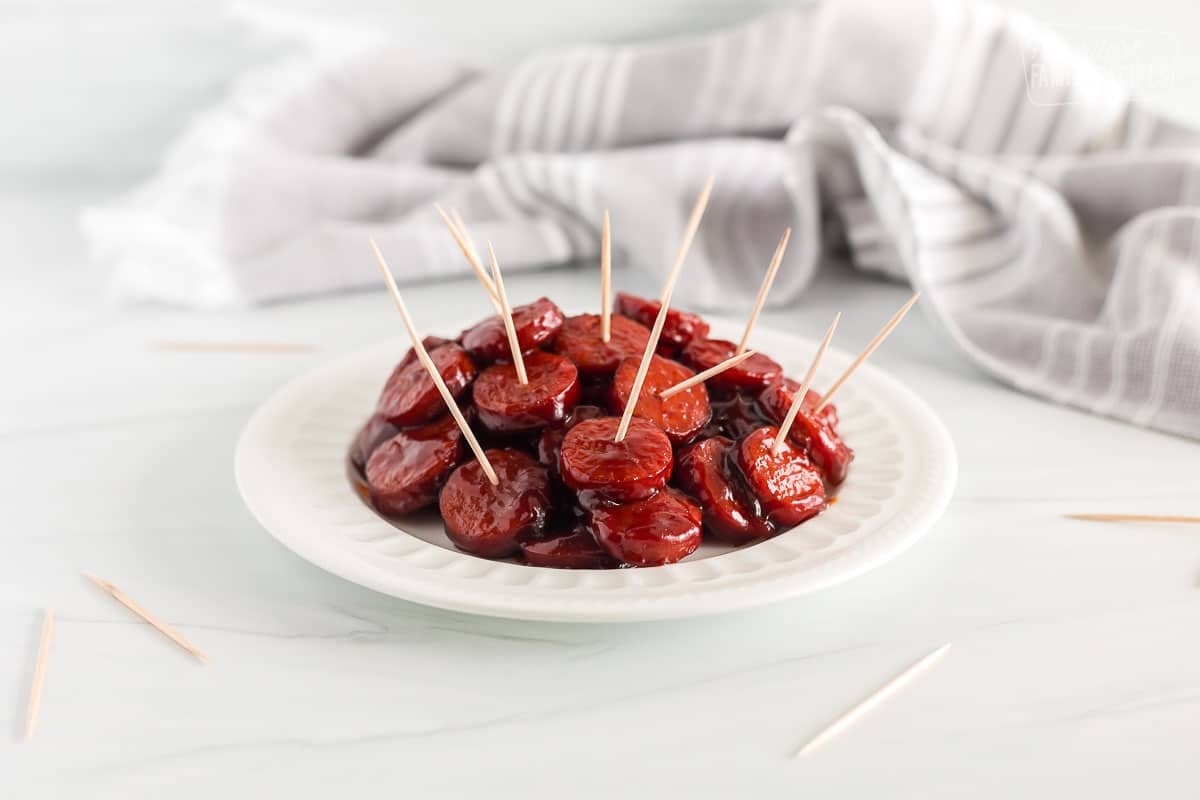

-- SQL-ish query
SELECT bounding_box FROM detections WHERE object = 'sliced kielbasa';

[439,449,552,559]
[397,335,455,371]
[680,338,782,393]
[473,351,580,434]
[376,342,476,427]
[558,417,673,503]
[365,416,463,518]
[675,436,773,544]
[778,410,855,487]
[609,355,710,444]
[350,413,399,470]
[757,377,839,429]
[521,526,620,569]
[614,292,709,355]
[585,489,703,567]
[536,404,606,471]
[553,313,652,378]
[736,426,826,528]
[461,297,564,364]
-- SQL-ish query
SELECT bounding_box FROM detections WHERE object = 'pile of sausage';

[350,293,854,568]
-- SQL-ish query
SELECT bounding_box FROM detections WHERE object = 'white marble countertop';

[3,187,1199,798]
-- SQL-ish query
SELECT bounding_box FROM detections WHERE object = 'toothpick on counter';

[151,341,314,353]
[83,574,209,664]
[795,643,952,758]
[1065,513,1200,525]
[24,608,55,739]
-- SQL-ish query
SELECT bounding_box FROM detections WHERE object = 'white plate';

[235,319,956,622]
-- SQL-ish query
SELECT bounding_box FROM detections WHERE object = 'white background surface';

[3,1,1200,797]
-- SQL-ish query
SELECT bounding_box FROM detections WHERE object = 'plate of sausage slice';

[235,295,956,622]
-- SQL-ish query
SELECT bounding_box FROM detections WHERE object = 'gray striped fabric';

[83,0,1200,439]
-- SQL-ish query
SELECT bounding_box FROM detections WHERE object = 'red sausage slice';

[680,338,783,393]
[536,404,606,471]
[521,527,619,569]
[780,410,855,487]
[376,342,476,427]
[757,377,839,429]
[365,416,463,518]
[559,417,673,502]
[586,489,703,567]
[736,427,826,528]
[473,351,580,434]
[462,297,564,364]
[614,292,709,355]
[397,335,455,371]
[609,355,711,444]
[439,449,552,559]
[675,436,772,544]
[350,413,399,470]
[553,313,651,378]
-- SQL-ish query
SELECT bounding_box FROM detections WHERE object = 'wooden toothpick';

[601,210,612,343]
[434,204,501,311]
[151,341,314,354]
[796,643,952,757]
[24,608,54,740]
[1065,513,1200,525]
[774,313,841,454]
[615,176,714,442]
[83,574,209,663]
[485,242,528,385]
[815,292,920,412]
[371,239,499,485]
[450,208,482,267]
[659,350,758,399]
[736,227,791,354]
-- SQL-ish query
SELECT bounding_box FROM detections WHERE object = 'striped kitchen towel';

[83,0,1200,439]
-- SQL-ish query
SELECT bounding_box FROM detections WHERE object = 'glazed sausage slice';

[473,351,580,434]
[680,338,782,393]
[778,410,855,487]
[376,342,476,427]
[365,416,463,517]
[350,413,399,470]
[675,436,772,544]
[736,427,826,528]
[397,335,455,371]
[439,449,552,558]
[553,313,651,378]
[757,377,839,430]
[585,489,703,567]
[536,404,606,471]
[462,297,564,364]
[559,417,673,502]
[610,355,710,444]
[521,526,619,569]
[614,292,709,355]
